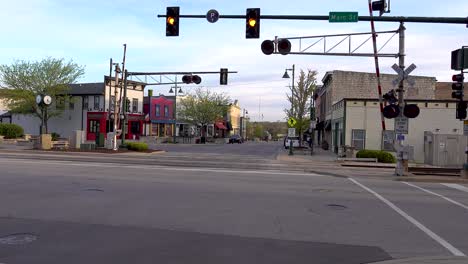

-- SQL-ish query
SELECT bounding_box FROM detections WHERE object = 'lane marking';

[349,178,466,257]
[0,159,322,177]
[441,183,468,194]
[403,182,468,211]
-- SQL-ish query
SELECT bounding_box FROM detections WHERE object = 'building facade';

[9,76,145,141]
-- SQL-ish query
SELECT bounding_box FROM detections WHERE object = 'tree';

[284,69,317,145]
[178,87,230,141]
[0,58,85,133]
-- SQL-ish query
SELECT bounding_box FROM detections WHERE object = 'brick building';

[314,70,466,166]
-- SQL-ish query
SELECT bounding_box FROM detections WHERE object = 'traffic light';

[277,38,291,55]
[182,75,202,85]
[403,104,420,119]
[166,7,180,37]
[246,8,260,39]
[371,0,387,16]
[124,99,130,112]
[452,73,464,100]
[261,40,274,55]
[220,68,228,85]
[456,101,467,120]
[383,104,400,119]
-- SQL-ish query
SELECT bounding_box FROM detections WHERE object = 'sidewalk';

[276,146,468,183]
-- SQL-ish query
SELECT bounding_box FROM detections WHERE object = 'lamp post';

[241,109,248,141]
[283,64,295,155]
[169,77,183,144]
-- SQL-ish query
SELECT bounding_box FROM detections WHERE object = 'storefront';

[86,112,144,141]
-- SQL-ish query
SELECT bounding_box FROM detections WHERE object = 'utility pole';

[108,58,113,134]
[120,44,128,147]
[172,76,179,144]
[112,64,121,151]
[395,22,407,176]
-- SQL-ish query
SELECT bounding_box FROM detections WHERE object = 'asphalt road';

[151,141,284,159]
[0,156,468,264]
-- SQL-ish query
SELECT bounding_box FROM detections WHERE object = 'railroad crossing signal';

[166,7,180,36]
[287,117,297,127]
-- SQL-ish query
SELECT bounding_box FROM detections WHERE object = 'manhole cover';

[326,204,347,210]
[84,188,104,192]
[0,233,37,245]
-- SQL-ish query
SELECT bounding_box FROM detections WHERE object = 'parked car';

[228,135,243,144]
[284,136,300,149]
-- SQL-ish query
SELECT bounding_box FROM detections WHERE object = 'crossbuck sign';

[392,63,416,87]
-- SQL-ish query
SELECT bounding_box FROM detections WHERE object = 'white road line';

[0,159,321,177]
[403,182,468,211]
[349,178,466,257]
[441,183,468,194]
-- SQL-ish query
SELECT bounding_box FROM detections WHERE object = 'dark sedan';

[228,135,243,144]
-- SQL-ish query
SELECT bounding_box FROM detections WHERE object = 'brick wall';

[329,70,436,105]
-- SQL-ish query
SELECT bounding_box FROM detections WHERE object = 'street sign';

[395,116,409,134]
[206,9,219,23]
[397,134,405,141]
[288,128,296,137]
[464,120,468,136]
[329,12,358,23]
[392,63,416,87]
[287,117,297,127]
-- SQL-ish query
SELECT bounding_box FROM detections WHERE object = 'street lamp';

[282,64,295,155]
[169,82,183,144]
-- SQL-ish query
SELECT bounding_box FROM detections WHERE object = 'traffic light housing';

[166,7,180,37]
[452,73,464,100]
[456,101,467,120]
[220,68,228,85]
[403,104,420,119]
[278,38,291,55]
[371,0,387,16]
[261,40,274,55]
[182,75,202,85]
[246,8,260,39]
[383,104,400,119]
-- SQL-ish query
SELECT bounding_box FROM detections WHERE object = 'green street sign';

[329,12,358,23]
[287,117,297,127]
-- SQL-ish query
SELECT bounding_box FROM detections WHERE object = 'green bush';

[356,149,396,163]
[0,123,24,139]
[51,132,60,141]
[126,142,149,151]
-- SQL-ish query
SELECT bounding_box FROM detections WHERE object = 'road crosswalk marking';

[403,182,468,211]
[441,183,468,194]
[349,178,466,257]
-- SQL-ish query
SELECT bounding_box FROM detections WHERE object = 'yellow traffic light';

[167,17,175,25]
[248,18,256,27]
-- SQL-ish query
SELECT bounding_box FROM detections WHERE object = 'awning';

[215,122,227,130]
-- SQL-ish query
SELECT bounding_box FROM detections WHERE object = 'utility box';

[95,133,105,148]
[70,130,84,149]
[424,132,466,168]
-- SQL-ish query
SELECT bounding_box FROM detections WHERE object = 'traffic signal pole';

[395,22,406,176]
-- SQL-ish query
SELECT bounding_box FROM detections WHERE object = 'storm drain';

[326,204,348,210]
[0,233,37,245]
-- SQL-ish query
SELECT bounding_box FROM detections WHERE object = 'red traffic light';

[452,74,464,82]
[403,104,420,119]
[383,104,400,119]
[192,75,202,84]
[261,40,274,55]
[182,75,192,84]
[278,38,291,55]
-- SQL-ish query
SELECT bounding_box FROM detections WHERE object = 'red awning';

[215,122,227,130]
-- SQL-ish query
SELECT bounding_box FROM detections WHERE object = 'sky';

[0,0,467,121]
